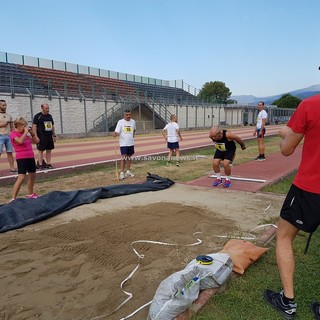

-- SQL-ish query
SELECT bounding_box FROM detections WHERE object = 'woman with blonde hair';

[9,117,40,201]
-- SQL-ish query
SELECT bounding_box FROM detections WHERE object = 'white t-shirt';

[115,118,136,147]
[256,110,268,129]
[163,122,180,143]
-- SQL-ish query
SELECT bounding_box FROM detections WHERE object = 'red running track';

[1,125,292,190]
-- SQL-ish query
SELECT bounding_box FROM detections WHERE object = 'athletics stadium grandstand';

[0,51,295,136]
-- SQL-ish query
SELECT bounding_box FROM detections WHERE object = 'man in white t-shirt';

[113,110,136,180]
[162,114,182,167]
[253,101,268,161]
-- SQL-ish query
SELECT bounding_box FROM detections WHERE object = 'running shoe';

[125,170,135,178]
[212,178,222,187]
[264,289,297,319]
[26,193,40,199]
[119,172,125,180]
[311,301,320,320]
[223,180,232,188]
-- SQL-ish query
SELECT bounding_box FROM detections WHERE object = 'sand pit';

[0,184,284,320]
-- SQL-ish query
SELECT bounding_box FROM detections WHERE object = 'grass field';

[191,173,320,320]
[2,135,319,319]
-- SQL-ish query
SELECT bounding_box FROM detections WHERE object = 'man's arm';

[52,124,57,142]
[258,118,267,137]
[279,126,304,156]
[9,118,14,131]
[260,117,267,130]
[177,128,182,140]
[162,128,167,139]
[227,132,246,150]
[112,121,121,138]
[0,119,12,128]
[32,123,38,139]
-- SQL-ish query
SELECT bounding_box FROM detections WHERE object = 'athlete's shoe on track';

[212,178,222,187]
[223,180,232,188]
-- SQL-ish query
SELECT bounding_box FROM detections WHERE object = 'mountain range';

[231,84,320,105]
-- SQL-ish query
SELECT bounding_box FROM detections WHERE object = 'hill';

[232,84,320,105]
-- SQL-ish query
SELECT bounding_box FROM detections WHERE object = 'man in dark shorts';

[32,103,56,170]
[263,94,320,320]
[162,114,183,167]
[253,101,268,161]
[209,126,246,188]
[112,110,136,180]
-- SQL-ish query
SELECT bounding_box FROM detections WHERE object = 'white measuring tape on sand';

[89,234,203,320]
[209,174,267,183]
[90,214,277,320]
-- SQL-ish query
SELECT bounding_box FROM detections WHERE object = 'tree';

[198,81,232,104]
[272,94,301,109]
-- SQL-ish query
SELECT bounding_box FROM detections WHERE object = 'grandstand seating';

[0,62,47,95]
[20,65,98,99]
[0,61,197,104]
[125,80,198,104]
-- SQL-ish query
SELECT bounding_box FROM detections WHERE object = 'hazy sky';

[1,0,319,97]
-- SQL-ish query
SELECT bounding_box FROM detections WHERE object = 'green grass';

[191,174,320,320]
[261,170,297,194]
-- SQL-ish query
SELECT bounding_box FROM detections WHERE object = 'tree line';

[198,81,301,108]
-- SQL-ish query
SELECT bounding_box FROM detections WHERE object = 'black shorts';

[167,142,179,150]
[280,184,320,233]
[214,146,236,161]
[120,145,134,156]
[256,128,266,138]
[37,134,54,151]
[17,158,36,174]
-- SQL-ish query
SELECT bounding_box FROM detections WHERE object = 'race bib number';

[215,142,227,151]
[124,126,133,133]
[44,121,53,131]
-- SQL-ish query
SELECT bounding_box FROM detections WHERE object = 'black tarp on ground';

[0,173,174,233]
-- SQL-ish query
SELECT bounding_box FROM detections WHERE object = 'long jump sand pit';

[0,184,284,320]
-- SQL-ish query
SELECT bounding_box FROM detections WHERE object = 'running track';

[0,125,285,181]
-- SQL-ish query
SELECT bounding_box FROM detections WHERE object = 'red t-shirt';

[287,94,320,194]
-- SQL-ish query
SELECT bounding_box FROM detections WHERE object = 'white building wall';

[0,94,248,135]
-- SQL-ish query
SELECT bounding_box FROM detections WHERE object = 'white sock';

[226,176,231,181]
[216,173,221,179]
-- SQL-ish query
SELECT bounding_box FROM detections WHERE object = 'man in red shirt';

[264,94,320,319]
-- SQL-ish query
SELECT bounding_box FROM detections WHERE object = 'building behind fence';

[0,51,295,136]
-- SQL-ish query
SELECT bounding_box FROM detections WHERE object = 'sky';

[1,0,320,97]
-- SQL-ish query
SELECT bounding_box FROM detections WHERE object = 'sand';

[0,184,284,320]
